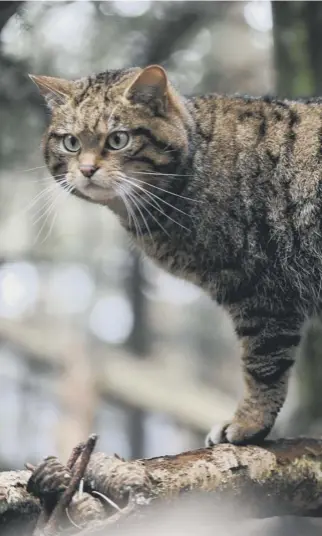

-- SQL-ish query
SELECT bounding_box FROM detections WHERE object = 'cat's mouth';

[70,174,121,206]
[79,182,117,203]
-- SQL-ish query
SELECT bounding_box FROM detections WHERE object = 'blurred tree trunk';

[272,1,298,97]
[272,1,313,98]
[56,334,98,462]
[126,253,150,459]
[303,1,322,96]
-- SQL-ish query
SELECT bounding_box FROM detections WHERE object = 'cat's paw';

[205,423,230,446]
[206,420,270,446]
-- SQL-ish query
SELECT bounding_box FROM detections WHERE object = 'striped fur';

[31,66,322,445]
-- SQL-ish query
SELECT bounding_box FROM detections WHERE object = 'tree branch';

[0,470,39,536]
[2,438,322,535]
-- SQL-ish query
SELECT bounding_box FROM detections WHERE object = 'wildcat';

[29,65,322,445]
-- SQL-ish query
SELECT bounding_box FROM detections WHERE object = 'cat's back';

[186,92,322,308]
[189,92,322,206]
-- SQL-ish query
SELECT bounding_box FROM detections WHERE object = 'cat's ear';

[126,65,168,114]
[29,75,73,108]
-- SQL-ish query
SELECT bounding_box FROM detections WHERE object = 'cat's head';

[30,66,192,219]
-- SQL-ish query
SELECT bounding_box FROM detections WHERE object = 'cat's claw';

[205,423,229,446]
[206,421,270,446]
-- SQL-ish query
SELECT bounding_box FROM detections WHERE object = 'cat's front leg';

[206,314,302,445]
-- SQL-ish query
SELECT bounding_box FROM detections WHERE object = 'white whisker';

[132,191,170,238]
[39,185,73,244]
[30,181,69,225]
[33,182,72,244]
[32,186,63,230]
[118,176,181,237]
[120,191,133,228]
[129,175,200,203]
[117,184,135,228]
[143,189,191,225]
[117,184,141,244]
[141,190,183,234]
[39,209,58,244]
[118,184,164,244]
[21,165,47,173]
[121,175,191,231]
[121,175,191,233]
[28,172,66,184]
[4,180,62,229]
[126,189,154,244]
[29,176,55,184]
[131,170,191,178]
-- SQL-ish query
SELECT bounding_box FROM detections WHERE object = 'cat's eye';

[62,135,81,153]
[106,131,130,151]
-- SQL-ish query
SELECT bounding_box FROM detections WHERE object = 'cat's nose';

[80,165,98,178]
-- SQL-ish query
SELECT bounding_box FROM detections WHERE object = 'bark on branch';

[2,438,322,535]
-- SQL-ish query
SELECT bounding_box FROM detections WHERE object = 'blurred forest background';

[1,0,322,519]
